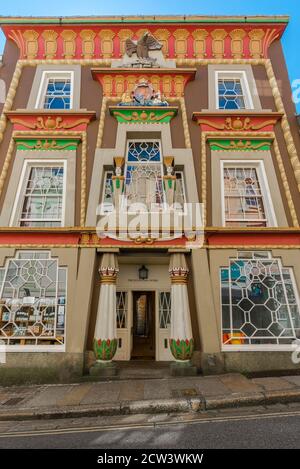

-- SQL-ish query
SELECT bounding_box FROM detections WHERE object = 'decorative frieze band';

[4,24,286,60]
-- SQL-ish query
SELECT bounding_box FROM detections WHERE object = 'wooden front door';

[132,291,155,359]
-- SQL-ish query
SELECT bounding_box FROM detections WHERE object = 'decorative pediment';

[5,110,96,132]
[192,112,283,132]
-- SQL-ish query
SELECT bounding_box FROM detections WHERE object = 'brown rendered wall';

[268,41,300,220]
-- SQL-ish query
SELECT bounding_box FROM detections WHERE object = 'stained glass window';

[124,141,165,209]
[116,291,127,329]
[43,78,71,110]
[20,166,64,227]
[221,252,300,346]
[159,292,171,329]
[223,166,267,227]
[0,251,66,347]
[127,141,161,162]
[218,78,246,110]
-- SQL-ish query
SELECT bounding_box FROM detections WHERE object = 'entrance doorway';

[131,291,155,359]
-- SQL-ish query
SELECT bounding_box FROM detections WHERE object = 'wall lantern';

[138,265,148,280]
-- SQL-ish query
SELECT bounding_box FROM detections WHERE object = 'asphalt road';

[0,407,300,449]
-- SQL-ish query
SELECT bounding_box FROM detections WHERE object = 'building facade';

[0,15,300,384]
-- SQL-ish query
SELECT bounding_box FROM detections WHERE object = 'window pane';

[218,78,246,109]
[127,141,161,162]
[44,78,71,110]
[223,166,267,227]
[221,253,300,345]
[125,142,165,209]
[20,166,64,227]
[0,252,66,346]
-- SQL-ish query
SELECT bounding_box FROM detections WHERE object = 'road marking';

[1,408,300,439]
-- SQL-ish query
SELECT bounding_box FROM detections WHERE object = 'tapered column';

[93,253,119,362]
[169,253,194,362]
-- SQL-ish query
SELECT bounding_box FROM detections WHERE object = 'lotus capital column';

[169,253,194,361]
[93,253,119,362]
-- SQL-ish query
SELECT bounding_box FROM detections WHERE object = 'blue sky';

[0,0,299,111]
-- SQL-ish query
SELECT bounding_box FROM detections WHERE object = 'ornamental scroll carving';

[23,30,39,59]
[173,29,190,58]
[80,30,96,59]
[249,29,265,58]
[42,30,58,59]
[61,30,77,59]
[99,30,115,58]
[211,29,227,58]
[192,29,208,58]
[230,29,246,59]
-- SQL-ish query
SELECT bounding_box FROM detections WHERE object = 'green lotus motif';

[169,338,194,361]
[93,338,117,361]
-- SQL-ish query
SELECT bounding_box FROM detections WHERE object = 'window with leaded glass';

[44,78,71,109]
[221,251,300,347]
[36,72,73,110]
[159,292,171,329]
[218,78,246,110]
[215,71,253,110]
[116,291,128,329]
[124,141,165,209]
[0,251,67,348]
[19,165,65,227]
[222,165,270,227]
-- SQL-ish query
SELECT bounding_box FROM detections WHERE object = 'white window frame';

[10,160,67,228]
[124,139,166,211]
[220,252,300,352]
[35,70,74,110]
[220,160,277,227]
[215,70,254,110]
[0,250,67,352]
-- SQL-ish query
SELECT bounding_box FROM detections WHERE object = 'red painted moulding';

[192,111,283,133]
[5,110,96,132]
[0,232,81,245]
[206,230,300,246]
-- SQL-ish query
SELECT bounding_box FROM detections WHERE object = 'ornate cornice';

[2,20,287,60]
[208,139,272,151]
[192,111,283,132]
[5,110,95,132]
[109,106,178,124]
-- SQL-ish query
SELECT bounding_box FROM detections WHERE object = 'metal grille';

[125,141,165,209]
[0,251,66,346]
[159,291,171,329]
[223,167,267,227]
[221,251,300,345]
[20,166,64,227]
[116,291,128,329]
[44,78,71,109]
[218,78,246,110]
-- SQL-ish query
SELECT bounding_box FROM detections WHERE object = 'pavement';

[1,372,300,421]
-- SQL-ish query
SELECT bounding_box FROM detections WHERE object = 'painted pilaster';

[163,156,176,206]
[112,157,125,210]
[169,253,194,361]
[93,253,119,362]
